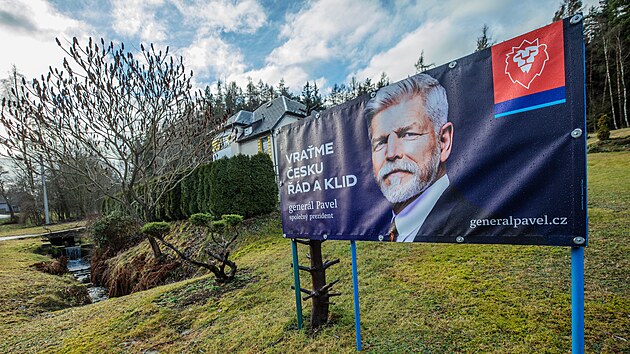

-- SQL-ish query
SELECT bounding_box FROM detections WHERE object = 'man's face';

[369,96,441,204]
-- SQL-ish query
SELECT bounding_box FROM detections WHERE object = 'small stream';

[64,246,109,303]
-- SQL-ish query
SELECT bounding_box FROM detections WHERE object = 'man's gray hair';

[365,73,448,137]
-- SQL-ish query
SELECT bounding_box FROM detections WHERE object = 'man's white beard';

[376,148,441,204]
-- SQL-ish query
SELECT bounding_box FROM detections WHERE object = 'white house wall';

[214,142,242,160]
[214,114,302,166]
[239,139,260,157]
[213,146,232,160]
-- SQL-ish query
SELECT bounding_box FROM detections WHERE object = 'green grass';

[0,220,86,238]
[0,239,89,324]
[586,127,630,145]
[0,152,627,353]
[587,128,630,153]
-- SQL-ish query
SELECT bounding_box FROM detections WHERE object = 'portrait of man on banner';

[365,73,481,242]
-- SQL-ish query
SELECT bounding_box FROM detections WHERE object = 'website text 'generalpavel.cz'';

[470,215,568,229]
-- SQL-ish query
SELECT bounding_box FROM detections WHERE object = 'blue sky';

[0,0,597,95]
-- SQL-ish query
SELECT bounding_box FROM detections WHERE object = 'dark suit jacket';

[413,185,535,243]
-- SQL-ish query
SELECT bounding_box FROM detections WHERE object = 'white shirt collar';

[393,174,450,242]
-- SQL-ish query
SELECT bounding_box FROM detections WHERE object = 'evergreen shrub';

[102,152,278,221]
[597,114,610,141]
[141,221,171,237]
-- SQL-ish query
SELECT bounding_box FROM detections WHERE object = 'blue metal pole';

[291,239,303,330]
[571,246,585,354]
[351,240,362,351]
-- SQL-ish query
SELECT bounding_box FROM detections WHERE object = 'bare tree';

[1,37,219,257]
[0,166,17,222]
[614,28,628,127]
[603,36,619,129]
[1,66,38,194]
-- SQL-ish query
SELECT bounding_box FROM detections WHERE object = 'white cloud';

[352,18,466,83]
[0,0,93,81]
[225,64,312,92]
[173,0,267,34]
[182,35,246,80]
[173,0,268,90]
[350,0,597,85]
[111,0,167,42]
[268,0,386,67]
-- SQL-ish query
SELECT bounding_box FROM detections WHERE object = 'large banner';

[277,18,587,246]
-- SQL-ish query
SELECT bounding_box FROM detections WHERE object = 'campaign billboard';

[276,18,587,247]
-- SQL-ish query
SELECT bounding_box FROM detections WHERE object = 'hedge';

[102,153,278,221]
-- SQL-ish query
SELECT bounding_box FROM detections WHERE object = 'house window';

[212,138,221,152]
[259,136,270,155]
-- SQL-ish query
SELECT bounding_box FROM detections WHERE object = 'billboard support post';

[350,240,362,351]
[571,246,585,354]
[291,239,303,330]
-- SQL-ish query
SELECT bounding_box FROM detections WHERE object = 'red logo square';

[492,21,565,104]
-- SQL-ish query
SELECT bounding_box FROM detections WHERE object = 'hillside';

[0,152,628,353]
[587,128,630,153]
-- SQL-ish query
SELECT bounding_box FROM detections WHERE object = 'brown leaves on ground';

[31,256,68,275]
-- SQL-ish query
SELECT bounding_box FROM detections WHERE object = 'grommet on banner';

[456,236,465,243]
[573,237,586,245]
[316,113,320,118]
[323,234,328,240]
[570,14,583,24]
[378,235,384,241]
[571,128,583,138]
[449,61,457,69]
[283,234,287,238]
[370,91,376,98]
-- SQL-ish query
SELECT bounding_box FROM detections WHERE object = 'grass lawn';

[586,127,630,145]
[587,128,630,153]
[0,239,89,325]
[0,220,87,238]
[0,152,627,353]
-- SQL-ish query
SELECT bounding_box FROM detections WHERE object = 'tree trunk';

[588,44,595,132]
[616,43,623,127]
[0,192,16,222]
[142,204,162,258]
[147,236,163,258]
[309,240,329,328]
[604,37,619,129]
[617,34,628,128]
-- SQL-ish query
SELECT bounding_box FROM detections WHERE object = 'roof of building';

[225,96,306,142]
[225,110,254,126]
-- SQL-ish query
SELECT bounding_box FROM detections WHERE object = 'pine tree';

[414,50,434,73]
[475,24,495,52]
[553,0,583,21]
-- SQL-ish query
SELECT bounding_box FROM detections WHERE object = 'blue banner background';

[277,18,586,246]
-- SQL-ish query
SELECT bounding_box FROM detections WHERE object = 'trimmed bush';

[141,222,171,237]
[102,152,278,221]
[250,153,279,215]
[190,213,213,227]
[597,114,610,141]
[89,211,140,250]
[221,214,244,227]
[210,153,277,218]
[211,220,226,232]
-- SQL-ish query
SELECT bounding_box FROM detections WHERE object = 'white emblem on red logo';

[504,38,549,89]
